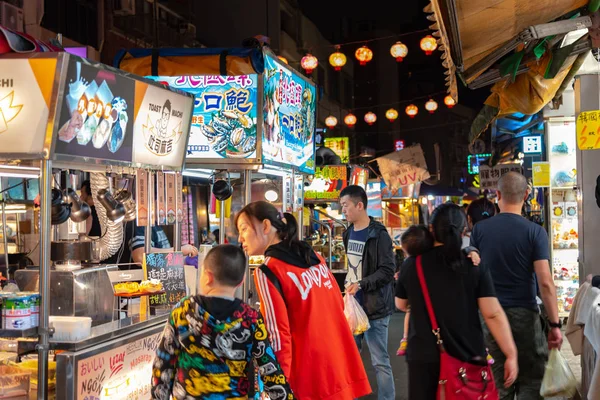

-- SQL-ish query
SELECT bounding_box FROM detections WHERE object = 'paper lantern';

[364,112,377,125]
[300,53,318,74]
[405,104,418,118]
[355,45,373,66]
[344,114,357,127]
[329,47,347,71]
[444,95,456,108]
[325,115,338,128]
[385,108,399,122]
[278,56,288,64]
[420,35,437,55]
[425,99,438,114]
[390,41,408,62]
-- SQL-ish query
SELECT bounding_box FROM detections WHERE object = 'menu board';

[0,58,58,155]
[263,54,316,174]
[147,75,258,160]
[76,331,161,400]
[304,165,347,201]
[145,252,186,306]
[55,58,135,162]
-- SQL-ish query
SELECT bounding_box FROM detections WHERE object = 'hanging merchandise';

[135,169,148,226]
[166,172,176,224]
[156,171,166,225]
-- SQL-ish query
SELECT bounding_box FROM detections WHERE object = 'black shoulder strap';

[258,263,285,304]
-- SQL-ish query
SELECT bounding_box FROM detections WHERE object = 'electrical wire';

[0,179,33,195]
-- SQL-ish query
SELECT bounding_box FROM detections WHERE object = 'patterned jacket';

[151,295,294,400]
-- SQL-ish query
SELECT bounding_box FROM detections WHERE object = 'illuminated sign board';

[467,153,491,175]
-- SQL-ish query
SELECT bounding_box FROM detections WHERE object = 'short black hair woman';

[395,203,518,399]
[236,201,371,399]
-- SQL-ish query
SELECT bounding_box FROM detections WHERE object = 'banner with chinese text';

[324,137,350,163]
[576,110,600,150]
[304,165,347,201]
[478,163,522,189]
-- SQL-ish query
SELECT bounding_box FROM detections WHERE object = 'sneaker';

[396,338,407,356]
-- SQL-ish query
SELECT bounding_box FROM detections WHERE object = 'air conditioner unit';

[0,1,24,32]
[114,0,135,16]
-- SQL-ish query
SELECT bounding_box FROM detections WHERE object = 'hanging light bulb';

[420,35,438,55]
[425,99,438,114]
[355,45,373,66]
[390,41,408,62]
[344,114,357,128]
[325,115,338,128]
[405,104,418,118]
[300,53,318,74]
[385,108,399,122]
[364,112,377,125]
[329,46,347,71]
[444,95,456,108]
[278,56,289,64]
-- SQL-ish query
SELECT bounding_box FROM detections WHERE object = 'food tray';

[114,290,165,298]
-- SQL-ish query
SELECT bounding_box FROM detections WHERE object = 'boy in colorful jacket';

[151,244,294,400]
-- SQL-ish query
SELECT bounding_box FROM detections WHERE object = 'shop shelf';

[0,327,38,338]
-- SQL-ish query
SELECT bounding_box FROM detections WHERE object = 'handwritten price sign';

[576,111,600,150]
[145,252,186,306]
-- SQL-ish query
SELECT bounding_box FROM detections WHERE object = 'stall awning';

[425,0,590,95]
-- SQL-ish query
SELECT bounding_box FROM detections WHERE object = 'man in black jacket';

[341,185,395,400]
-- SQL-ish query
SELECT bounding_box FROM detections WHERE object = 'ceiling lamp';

[278,56,289,64]
[390,41,408,62]
[325,115,338,128]
[355,45,373,66]
[444,95,456,108]
[405,104,418,118]
[385,108,399,122]
[344,113,357,128]
[300,53,318,74]
[364,112,377,125]
[64,188,91,223]
[420,35,438,55]
[96,189,126,223]
[425,99,438,114]
[329,46,347,71]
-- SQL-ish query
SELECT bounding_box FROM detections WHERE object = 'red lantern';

[390,42,408,62]
[420,35,438,55]
[444,95,456,108]
[405,104,418,118]
[300,53,318,74]
[364,112,377,125]
[355,46,373,66]
[425,99,438,114]
[344,114,357,128]
[325,116,338,128]
[329,46,347,71]
[385,108,399,122]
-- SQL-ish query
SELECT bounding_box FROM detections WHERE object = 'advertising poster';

[147,75,258,159]
[156,171,166,225]
[324,137,350,163]
[349,166,369,188]
[0,58,58,155]
[166,173,176,224]
[576,110,600,150]
[532,162,550,187]
[304,165,347,201]
[376,145,430,189]
[366,180,383,218]
[55,58,135,162]
[131,82,193,169]
[76,332,161,400]
[135,169,148,227]
[263,54,316,174]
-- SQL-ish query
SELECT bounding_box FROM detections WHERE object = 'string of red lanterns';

[297,35,439,74]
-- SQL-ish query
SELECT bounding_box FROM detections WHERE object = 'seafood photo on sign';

[197,109,256,158]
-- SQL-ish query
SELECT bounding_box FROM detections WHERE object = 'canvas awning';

[425,0,592,98]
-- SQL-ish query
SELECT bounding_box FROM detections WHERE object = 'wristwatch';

[548,320,562,329]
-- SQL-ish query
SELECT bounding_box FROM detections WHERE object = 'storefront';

[0,52,195,399]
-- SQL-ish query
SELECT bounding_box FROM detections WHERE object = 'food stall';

[0,52,194,399]
[116,48,317,305]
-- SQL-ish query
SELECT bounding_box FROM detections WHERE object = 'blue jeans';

[355,315,395,400]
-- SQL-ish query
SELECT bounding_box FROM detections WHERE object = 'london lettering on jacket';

[287,263,334,300]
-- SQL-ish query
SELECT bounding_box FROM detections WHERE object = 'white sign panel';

[478,163,523,189]
[376,144,431,189]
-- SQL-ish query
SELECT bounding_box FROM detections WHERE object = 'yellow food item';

[114,282,140,294]
[140,279,163,293]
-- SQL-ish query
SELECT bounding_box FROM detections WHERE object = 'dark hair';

[339,185,368,209]
[163,99,172,113]
[81,180,91,196]
[401,225,434,257]
[467,198,497,226]
[235,201,313,264]
[204,244,246,287]
[213,229,220,244]
[430,203,466,271]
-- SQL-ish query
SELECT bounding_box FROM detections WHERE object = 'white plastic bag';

[540,349,578,398]
[343,294,370,335]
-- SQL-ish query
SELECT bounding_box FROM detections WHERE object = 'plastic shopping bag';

[343,294,370,335]
[540,349,578,398]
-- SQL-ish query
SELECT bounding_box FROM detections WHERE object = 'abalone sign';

[146,75,258,160]
[55,58,135,162]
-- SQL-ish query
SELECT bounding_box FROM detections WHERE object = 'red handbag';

[416,255,499,400]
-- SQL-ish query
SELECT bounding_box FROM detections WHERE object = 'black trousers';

[408,360,440,400]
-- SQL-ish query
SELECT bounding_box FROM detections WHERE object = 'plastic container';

[0,365,30,399]
[2,296,32,330]
[49,316,92,341]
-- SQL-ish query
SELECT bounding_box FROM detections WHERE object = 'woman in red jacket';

[236,201,371,400]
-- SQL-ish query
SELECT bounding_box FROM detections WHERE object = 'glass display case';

[548,120,579,317]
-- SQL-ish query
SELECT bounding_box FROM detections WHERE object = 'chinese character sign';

[145,252,186,306]
[304,165,347,201]
[577,110,600,150]
[263,54,316,173]
[324,137,350,163]
[147,75,258,159]
[376,145,431,189]
[478,163,522,189]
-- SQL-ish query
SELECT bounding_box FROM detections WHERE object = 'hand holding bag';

[416,255,499,400]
